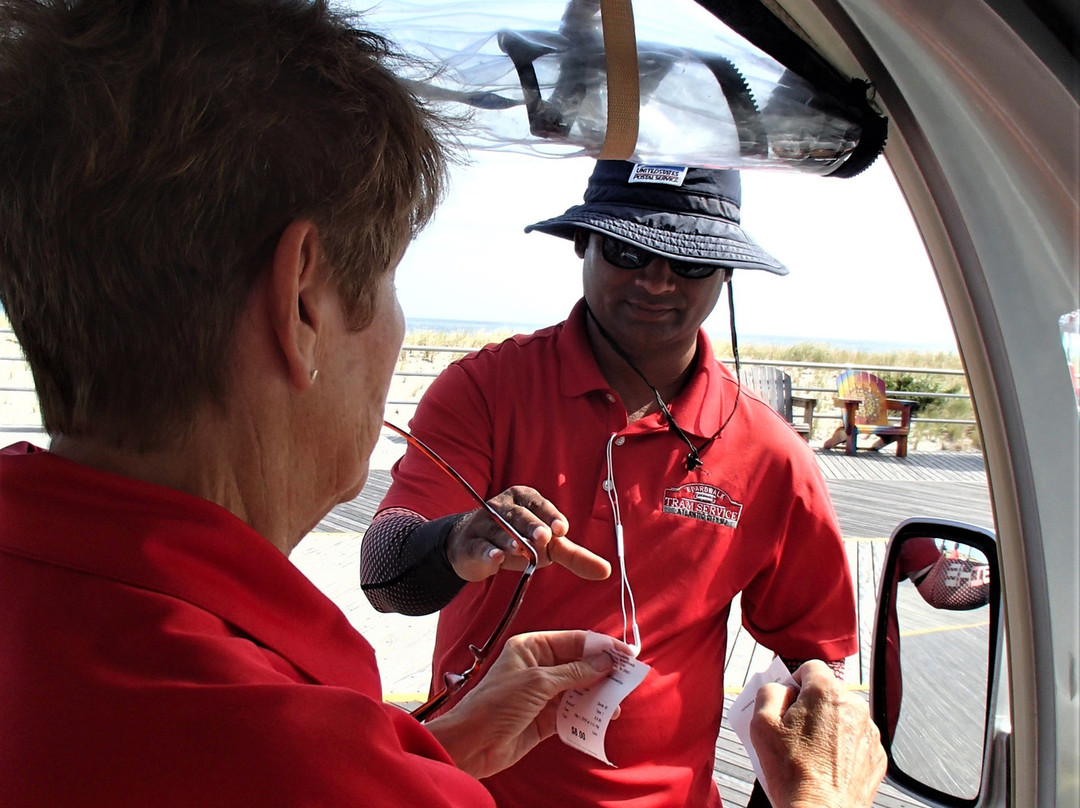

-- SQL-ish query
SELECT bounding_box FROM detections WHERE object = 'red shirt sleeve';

[382,361,499,517]
[737,460,858,662]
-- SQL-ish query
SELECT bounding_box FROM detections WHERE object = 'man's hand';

[750,660,887,808]
[446,486,611,582]
[424,631,627,779]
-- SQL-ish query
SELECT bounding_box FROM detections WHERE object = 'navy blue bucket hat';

[525,160,787,276]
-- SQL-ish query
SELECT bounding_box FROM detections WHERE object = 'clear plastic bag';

[363,0,882,175]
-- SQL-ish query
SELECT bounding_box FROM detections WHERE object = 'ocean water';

[405,317,958,354]
[406,317,548,334]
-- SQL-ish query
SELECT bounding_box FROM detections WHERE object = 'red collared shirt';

[0,443,492,807]
[380,299,857,808]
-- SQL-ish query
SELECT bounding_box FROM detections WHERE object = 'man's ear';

[573,230,590,259]
[267,219,328,390]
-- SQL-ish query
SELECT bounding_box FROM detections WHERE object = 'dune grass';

[399,330,977,450]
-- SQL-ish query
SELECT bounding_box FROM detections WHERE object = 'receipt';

[556,631,651,766]
[727,656,797,801]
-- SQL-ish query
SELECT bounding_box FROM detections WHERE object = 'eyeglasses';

[382,421,539,722]
[599,234,725,279]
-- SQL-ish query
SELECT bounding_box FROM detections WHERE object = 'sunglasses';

[598,234,725,279]
[382,421,538,722]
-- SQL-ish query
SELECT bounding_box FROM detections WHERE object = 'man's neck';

[585,320,699,420]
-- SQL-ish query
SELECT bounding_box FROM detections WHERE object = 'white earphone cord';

[605,434,641,655]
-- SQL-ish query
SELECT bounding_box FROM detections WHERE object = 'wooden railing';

[386,343,976,439]
[1,333,977,442]
[0,327,41,438]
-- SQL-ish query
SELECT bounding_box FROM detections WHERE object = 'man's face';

[580,232,727,358]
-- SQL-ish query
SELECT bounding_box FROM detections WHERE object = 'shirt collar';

[556,299,613,399]
[667,332,737,440]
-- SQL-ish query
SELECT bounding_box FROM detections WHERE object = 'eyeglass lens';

[382,421,538,722]
[599,234,721,280]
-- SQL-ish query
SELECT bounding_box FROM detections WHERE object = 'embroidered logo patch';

[662,483,743,528]
[628,164,688,186]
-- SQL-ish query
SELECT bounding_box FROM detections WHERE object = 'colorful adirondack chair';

[827,370,917,456]
[739,365,817,440]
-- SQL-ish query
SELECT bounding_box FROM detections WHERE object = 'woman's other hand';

[750,660,887,808]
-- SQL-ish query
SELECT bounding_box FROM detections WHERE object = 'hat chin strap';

[583,282,742,472]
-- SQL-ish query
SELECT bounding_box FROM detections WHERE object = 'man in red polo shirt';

[362,160,857,807]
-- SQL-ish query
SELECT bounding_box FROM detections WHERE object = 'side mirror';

[870,519,1001,807]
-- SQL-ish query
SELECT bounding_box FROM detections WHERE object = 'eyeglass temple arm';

[382,421,539,568]
[382,421,540,722]
[408,569,535,722]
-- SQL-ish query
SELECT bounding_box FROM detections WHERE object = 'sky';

[361,0,958,351]
[395,149,958,350]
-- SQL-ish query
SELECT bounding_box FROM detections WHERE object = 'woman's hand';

[446,486,610,582]
[750,660,887,808]
[424,631,626,779]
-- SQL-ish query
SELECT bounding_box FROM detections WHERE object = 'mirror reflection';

[883,535,992,800]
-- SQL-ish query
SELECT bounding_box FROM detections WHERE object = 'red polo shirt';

[380,299,857,808]
[0,444,492,807]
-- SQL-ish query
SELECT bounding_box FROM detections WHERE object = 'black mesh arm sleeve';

[360,507,469,615]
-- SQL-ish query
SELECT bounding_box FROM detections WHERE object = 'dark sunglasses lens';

[600,235,652,270]
[601,235,723,280]
[670,261,721,279]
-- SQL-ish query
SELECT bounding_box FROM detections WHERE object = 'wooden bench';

[827,370,917,457]
[739,365,817,441]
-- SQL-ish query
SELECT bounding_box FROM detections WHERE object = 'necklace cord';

[583,285,742,471]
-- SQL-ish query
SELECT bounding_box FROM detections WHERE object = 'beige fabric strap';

[598,0,639,160]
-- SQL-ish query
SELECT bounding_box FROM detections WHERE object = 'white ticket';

[726,656,797,801]
[556,631,651,766]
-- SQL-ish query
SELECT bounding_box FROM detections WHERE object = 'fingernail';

[486,547,500,560]
[587,652,614,672]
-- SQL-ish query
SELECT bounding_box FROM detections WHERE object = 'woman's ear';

[267,219,327,390]
[573,230,590,259]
